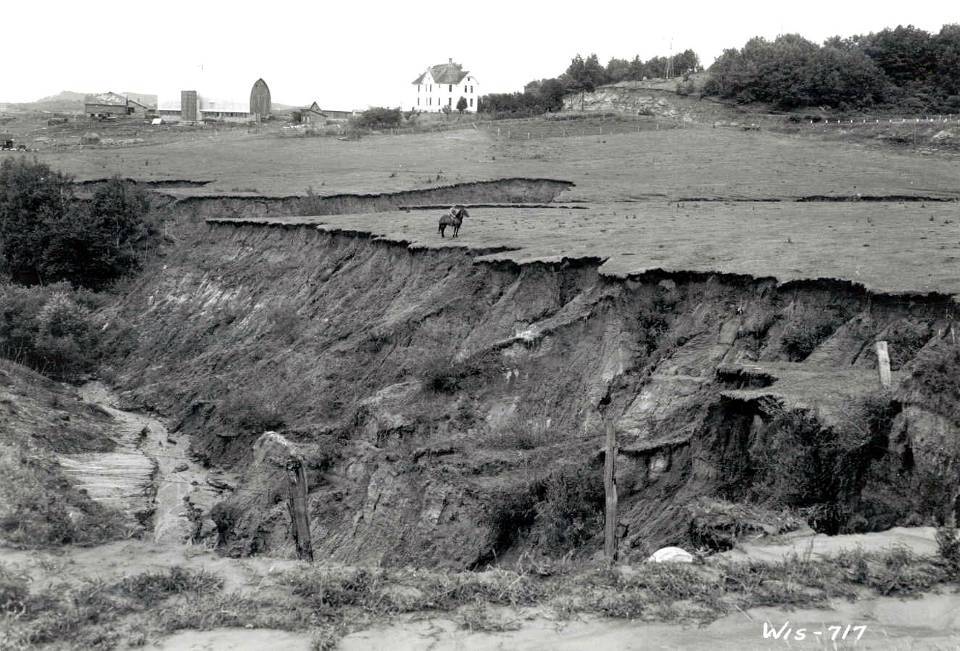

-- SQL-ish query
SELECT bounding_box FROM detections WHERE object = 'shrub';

[352,107,402,130]
[748,391,898,533]
[779,303,847,360]
[218,388,285,435]
[421,355,491,394]
[904,340,960,425]
[936,526,960,574]
[0,282,103,380]
[536,466,604,551]
[0,160,157,289]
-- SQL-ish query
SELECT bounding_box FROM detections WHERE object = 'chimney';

[448,57,452,63]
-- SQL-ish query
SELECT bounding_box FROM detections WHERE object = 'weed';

[536,466,604,551]
[780,303,848,361]
[935,526,960,575]
[482,417,552,450]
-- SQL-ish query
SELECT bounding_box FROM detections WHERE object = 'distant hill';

[10,90,88,113]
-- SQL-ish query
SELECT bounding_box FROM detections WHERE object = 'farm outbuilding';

[0,133,14,149]
[84,92,131,118]
[157,79,271,123]
[298,101,326,126]
[250,78,271,121]
[321,109,356,122]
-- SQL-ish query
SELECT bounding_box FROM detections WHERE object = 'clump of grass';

[481,418,552,450]
[115,567,223,607]
[536,466,605,552]
[936,525,960,576]
[779,302,849,361]
[1,566,226,649]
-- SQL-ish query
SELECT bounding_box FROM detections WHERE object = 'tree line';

[479,50,702,116]
[703,25,960,111]
[478,23,960,116]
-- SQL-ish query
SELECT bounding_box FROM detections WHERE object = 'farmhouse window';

[448,85,452,92]
[469,98,473,107]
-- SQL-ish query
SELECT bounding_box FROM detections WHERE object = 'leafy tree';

[672,49,701,76]
[353,107,402,129]
[0,159,155,289]
[456,96,468,114]
[605,57,632,83]
[564,53,608,110]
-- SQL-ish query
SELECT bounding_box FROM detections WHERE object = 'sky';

[2,1,956,108]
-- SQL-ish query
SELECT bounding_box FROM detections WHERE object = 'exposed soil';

[95,217,959,569]
[54,382,230,543]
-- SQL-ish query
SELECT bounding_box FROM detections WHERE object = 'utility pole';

[603,417,619,563]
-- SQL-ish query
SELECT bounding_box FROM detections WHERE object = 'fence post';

[287,457,314,561]
[875,341,892,389]
[603,418,618,563]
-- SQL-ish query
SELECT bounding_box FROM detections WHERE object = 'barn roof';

[412,62,470,85]
[84,92,127,106]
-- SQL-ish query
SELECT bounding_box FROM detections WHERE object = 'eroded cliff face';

[101,221,959,567]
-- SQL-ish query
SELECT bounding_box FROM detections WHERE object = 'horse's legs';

[439,224,446,238]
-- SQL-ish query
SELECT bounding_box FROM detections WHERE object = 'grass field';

[216,199,960,296]
[12,121,960,203]
[6,110,960,296]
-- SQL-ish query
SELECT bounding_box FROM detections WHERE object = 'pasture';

[11,114,960,296]
[219,200,960,297]
[19,120,960,202]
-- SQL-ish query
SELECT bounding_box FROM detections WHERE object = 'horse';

[438,205,469,238]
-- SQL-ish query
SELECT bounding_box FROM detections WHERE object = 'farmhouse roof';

[302,101,324,114]
[84,92,127,106]
[412,61,470,85]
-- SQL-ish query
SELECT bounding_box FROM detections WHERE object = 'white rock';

[646,546,694,563]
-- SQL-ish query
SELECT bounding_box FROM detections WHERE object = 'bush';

[352,107,402,130]
[0,160,157,289]
[0,282,104,380]
[536,466,605,551]
[748,392,898,533]
[936,526,960,574]
[779,303,847,361]
[219,388,286,435]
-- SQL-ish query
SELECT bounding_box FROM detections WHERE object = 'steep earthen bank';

[157,178,575,221]
[101,220,959,568]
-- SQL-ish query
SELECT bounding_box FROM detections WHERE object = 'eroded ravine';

[58,383,230,543]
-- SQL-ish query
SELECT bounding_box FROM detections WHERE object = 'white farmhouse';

[412,59,478,112]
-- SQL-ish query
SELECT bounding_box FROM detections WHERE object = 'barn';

[250,78,271,121]
[157,80,270,123]
[298,101,326,125]
[84,92,131,118]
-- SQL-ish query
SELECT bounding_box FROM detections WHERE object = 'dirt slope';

[96,220,959,568]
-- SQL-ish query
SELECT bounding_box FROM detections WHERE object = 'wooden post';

[876,341,892,389]
[603,418,618,562]
[286,457,314,561]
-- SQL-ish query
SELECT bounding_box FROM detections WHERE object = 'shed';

[84,92,131,118]
[0,132,14,149]
[300,101,326,126]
